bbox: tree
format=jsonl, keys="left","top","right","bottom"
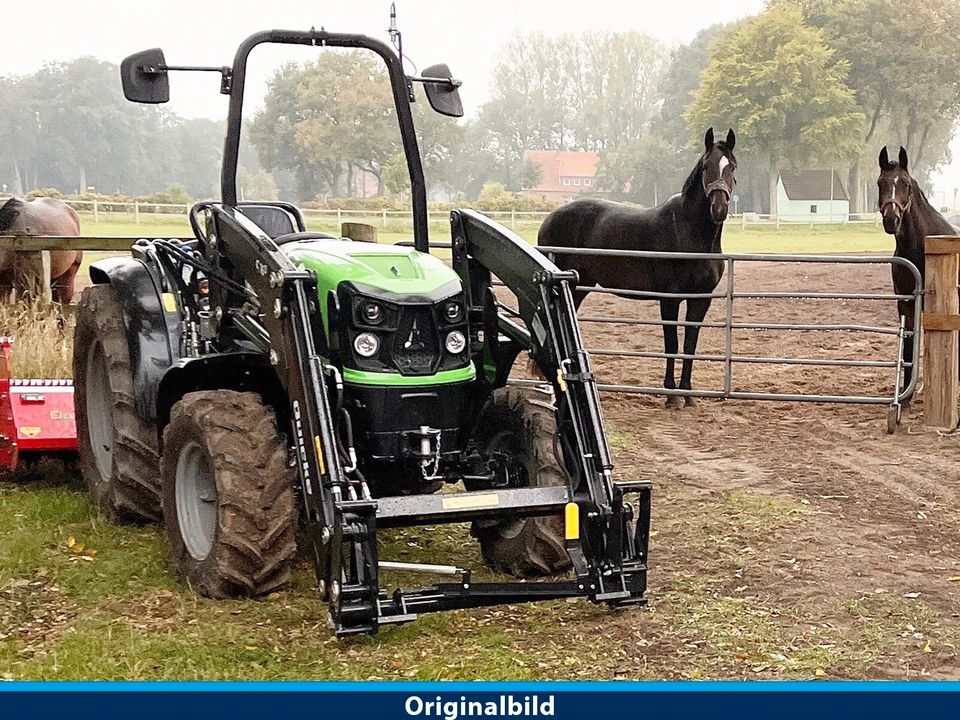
{"left": 477, "top": 31, "right": 666, "bottom": 192}
{"left": 645, "top": 24, "right": 736, "bottom": 204}
{"left": 520, "top": 158, "right": 542, "bottom": 189}
{"left": 786, "top": 0, "right": 960, "bottom": 210}
{"left": 249, "top": 63, "right": 329, "bottom": 201}
{"left": 236, "top": 167, "right": 278, "bottom": 202}
{"left": 686, "top": 4, "right": 864, "bottom": 215}
{"left": 381, "top": 153, "right": 409, "bottom": 196}
{"left": 294, "top": 52, "right": 398, "bottom": 194}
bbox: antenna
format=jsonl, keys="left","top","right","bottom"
{"left": 388, "top": 2, "right": 403, "bottom": 61}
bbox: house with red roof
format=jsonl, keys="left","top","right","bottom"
{"left": 521, "top": 150, "right": 599, "bottom": 201}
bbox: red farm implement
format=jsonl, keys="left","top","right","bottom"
{"left": 0, "top": 337, "right": 77, "bottom": 477}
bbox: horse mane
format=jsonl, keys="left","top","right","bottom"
{"left": 0, "top": 198, "right": 23, "bottom": 232}
{"left": 681, "top": 159, "right": 703, "bottom": 200}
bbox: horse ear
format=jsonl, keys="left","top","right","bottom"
{"left": 704, "top": 127, "right": 714, "bottom": 151}
{"left": 879, "top": 146, "right": 889, "bottom": 169}
{"left": 725, "top": 128, "right": 736, "bottom": 151}
{"left": 899, "top": 146, "right": 909, "bottom": 172}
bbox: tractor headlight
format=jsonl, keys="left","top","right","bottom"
{"left": 443, "top": 300, "right": 462, "bottom": 323}
{"left": 361, "top": 301, "right": 384, "bottom": 325}
{"left": 354, "top": 332, "right": 380, "bottom": 357}
{"left": 444, "top": 330, "right": 466, "bottom": 354}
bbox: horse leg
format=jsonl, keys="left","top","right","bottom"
{"left": 51, "top": 251, "right": 82, "bottom": 305}
{"left": 898, "top": 299, "right": 916, "bottom": 405}
{"left": 679, "top": 298, "right": 711, "bottom": 407}
{"left": 660, "top": 299, "right": 681, "bottom": 408}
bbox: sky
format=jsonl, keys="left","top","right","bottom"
{"left": 3, "top": 0, "right": 960, "bottom": 203}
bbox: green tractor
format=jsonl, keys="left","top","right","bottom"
{"left": 72, "top": 24, "right": 650, "bottom": 635}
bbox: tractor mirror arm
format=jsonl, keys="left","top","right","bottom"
{"left": 140, "top": 63, "right": 234, "bottom": 94}
{"left": 409, "top": 75, "right": 462, "bottom": 89}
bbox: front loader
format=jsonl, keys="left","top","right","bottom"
{"left": 72, "top": 24, "right": 650, "bottom": 635}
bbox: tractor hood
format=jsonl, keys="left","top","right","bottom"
{"left": 282, "top": 239, "right": 461, "bottom": 300}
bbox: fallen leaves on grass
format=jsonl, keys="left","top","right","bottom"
{"left": 64, "top": 536, "right": 96, "bottom": 563}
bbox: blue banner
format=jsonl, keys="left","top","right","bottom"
{"left": 1, "top": 681, "right": 959, "bottom": 719}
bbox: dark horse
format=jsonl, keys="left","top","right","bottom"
{"left": 877, "top": 146, "right": 955, "bottom": 396}
{"left": 538, "top": 127, "right": 737, "bottom": 406}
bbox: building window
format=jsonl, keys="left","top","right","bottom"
{"left": 810, "top": 204, "right": 818, "bottom": 213}
{"left": 584, "top": 178, "right": 592, "bottom": 186}
{"left": 562, "top": 178, "right": 571, "bottom": 186}
{"left": 573, "top": 178, "right": 581, "bottom": 186}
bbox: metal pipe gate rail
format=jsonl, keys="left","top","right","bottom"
{"left": 525, "top": 247, "right": 922, "bottom": 431}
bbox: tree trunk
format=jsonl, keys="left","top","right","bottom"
{"left": 79, "top": 165, "right": 87, "bottom": 194}
{"left": 13, "top": 159, "right": 23, "bottom": 195}
{"left": 768, "top": 155, "right": 779, "bottom": 218}
{"left": 848, "top": 162, "right": 860, "bottom": 216}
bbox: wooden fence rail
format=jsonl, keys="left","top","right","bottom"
{"left": 0, "top": 235, "right": 187, "bottom": 252}
{"left": 0, "top": 235, "right": 187, "bottom": 302}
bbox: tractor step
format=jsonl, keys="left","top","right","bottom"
{"left": 340, "top": 485, "right": 572, "bottom": 528}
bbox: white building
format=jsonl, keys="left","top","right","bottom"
{"left": 777, "top": 169, "right": 849, "bottom": 222}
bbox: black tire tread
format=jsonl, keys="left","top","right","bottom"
{"left": 73, "top": 284, "right": 161, "bottom": 522}
{"left": 471, "top": 386, "right": 571, "bottom": 577}
{"left": 160, "top": 390, "right": 296, "bottom": 598}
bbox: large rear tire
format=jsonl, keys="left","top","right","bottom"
{"left": 160, "top": 391, "right": 296, "bottom": 598}
{"left": 470, "top": 387, "right": 571, "bottom": 577}
{"left": 73, "top": 284, "right": 161, "bottom": 522}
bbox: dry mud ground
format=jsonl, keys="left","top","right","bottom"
{"left": 572, "top": 258, "right": 960, "bottom": 678}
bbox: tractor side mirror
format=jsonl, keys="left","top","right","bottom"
{"left": 121, "top": 48, "right": 170, "bottom": 104}
{"left": 421, "top": 64, "right": 463, "bottom": 118}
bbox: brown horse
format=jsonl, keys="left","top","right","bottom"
{"left": 0, "top": 197, "right": 82, "bottom": 303}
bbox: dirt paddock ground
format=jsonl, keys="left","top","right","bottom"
{"left": 2, "top": 257, "right": 959, "bottom": 679}
{"left": 574, "top": 258, "right": 960, "bottom": 678}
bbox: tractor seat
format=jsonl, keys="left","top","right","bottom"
{"left": 273, "top": 231, "right": 341, "bottom": 246}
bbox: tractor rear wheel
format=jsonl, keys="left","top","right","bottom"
{"left": 470, "top": 387, "right": 571, "bottom": 577}
{"left": 160, "top": 391, "right": 296, "bottom": 598}
{"left": 73, "top": 284, "right": 161, "bottom": 522}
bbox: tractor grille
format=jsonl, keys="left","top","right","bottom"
{"left": 391, "top": 306, "right": 440, "bottom": 375}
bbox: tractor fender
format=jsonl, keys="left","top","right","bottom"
{"left": 88, "top": 257, "right": 181, "bottom": 422}
{"left": 155, "top": 353, "right": 288, "bottom": 451}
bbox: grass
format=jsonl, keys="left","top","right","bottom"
{"left": 0, "top": 302, "right": 74, "bottom": 378}
{"left": 0, "top": 464, "right": 954, "bottom": 679}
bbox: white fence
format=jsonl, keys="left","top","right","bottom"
{"left": 4, "top": 196, "right": 896, "bottom": 230}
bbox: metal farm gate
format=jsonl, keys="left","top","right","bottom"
{"left": 527, "top": 247, "right": 923, "bottom": 432}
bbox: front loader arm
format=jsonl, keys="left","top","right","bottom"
{"left": 451, "top": 209, "right": 649, "bottom": 602}
{"left": 451, "top": 210, "right": 613, "bottom": 507}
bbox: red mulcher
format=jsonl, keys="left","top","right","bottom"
{"left": 0, "top": 337, "right": 77, "bottom": 477}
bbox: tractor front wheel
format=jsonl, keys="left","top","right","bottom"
{"left": 470, "top": 387, "right": 571, "bottom": 577}
{"left": 160, "top": 391, "right": 296, "bottom": 598}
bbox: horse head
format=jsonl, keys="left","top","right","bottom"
{"left": 877, "top": 146, "right": 913, "bottom": 235}
{"left": 701, "top": 128, "right": 737, "bottom": 224}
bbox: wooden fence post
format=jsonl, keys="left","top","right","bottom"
{"left": 341, "top": 222, "right": 377, "bottom": 243}
{"left": 922, "top": 235, "right": 960, "bottom": 429}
